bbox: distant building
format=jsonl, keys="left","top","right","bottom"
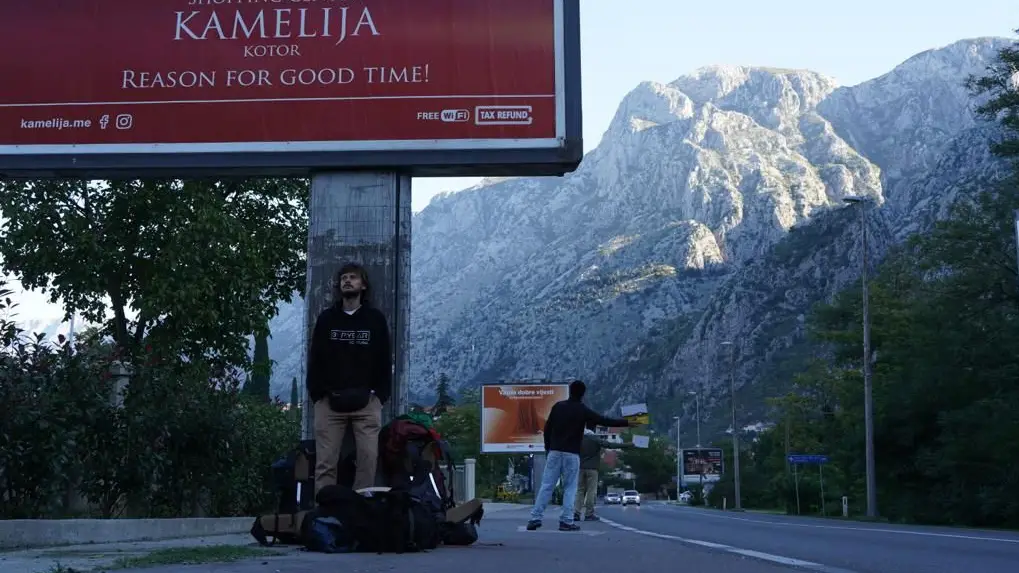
{"left": 592, "top": 425, "right": 625, "bottom": 445}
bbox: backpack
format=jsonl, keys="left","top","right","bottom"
{"left": 380, "top": 418, "right": 457, "bottom": 510}
{"left": 301, "top": 507, "right": 355, "bottom": 554}
{"left": 270, "top": 440, "right": 316, "bottom": 514}
{"left": 316, "top": 484, "right": 440, "bottom": 554}
{"left": 250, "top": 511, "right": 309, "bottom": 547}
{"left": 251, "top": 440, "right": 317, "bottom": 546}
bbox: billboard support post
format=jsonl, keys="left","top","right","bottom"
{"left": 301, "top": 172, "right": 412, "bottom": 441}
{"left": 793, "top": 463, "right": 801, "bottom": 515}
{"left": 533, "top": 453, "right": 547, "bottom": 498}
{"left": 819, "top": 463, "right": 826, "bottom": 517}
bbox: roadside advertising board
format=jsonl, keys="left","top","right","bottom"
{"left": 481, "top": 383, "right": 569, "bottom": 453}
{"left": 682, "top": 447, "right": 724, "bottom": 484}
{"left": 0, "top": 0, "right": 582, "bottom": 178}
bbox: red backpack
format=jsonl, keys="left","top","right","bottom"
{"left": 380, "top": 417, "right": 457, "bottom": 509}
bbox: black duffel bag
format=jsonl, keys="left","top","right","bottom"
{"left": 328, "top": 388, "right": 372, "bottom": 413}
{"left": 316, "top": 485, "right": 439, "bottom": 554}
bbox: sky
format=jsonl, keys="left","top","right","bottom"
{"left": 409, "top": 0, "right": 1019, "bottom": 213}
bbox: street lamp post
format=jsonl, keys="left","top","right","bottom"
{"left": 688, "top": 390, "right": 701, "bottom": 447}
{"left": 674, "top": 415, "right": 682, "bottom": 494}
{"left": 844, "top": 196, "right": 877, "bottom": 518}
{"left": 721, "top": 341, "right": 741, "bottom": 510}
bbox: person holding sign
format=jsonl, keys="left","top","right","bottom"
{"left": 526, "top": 380, "right": 635, "bottom": 532}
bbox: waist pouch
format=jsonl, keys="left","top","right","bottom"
{"left": 328, "top": 388, "right": 372, "bottom": 413}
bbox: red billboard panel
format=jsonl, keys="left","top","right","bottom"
{"left": 0, "top": 0, "right": 582, "bottom": 178}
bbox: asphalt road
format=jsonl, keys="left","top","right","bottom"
{"left": 597, "top": 502, "right": 1019, "bottom": 573}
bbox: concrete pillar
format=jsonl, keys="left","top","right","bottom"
{"left": 464, "top": 458, "right": 477, "bottom": 501}
{"left": 532, "top": 453, "right": 546, "bottom": 496}
{"left": 301, "top": 172, "right": 412, "bottom": 441}
{"left": 68, "top": 361, "right": 131, "bottom": 514}
{"left": 109, "top": 361, "right": 131, "bottom": 408}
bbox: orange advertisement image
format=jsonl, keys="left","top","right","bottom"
{"left": 481, "top": 384, "right": 568, "bottom": 453}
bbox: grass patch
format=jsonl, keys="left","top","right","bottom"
{"left": 105, "top": 545, "right": 281, "bottom": 570}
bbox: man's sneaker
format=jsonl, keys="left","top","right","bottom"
{"left": 559, "top": 522, "right": 581, "bottom": 531}
{"left": 526, "top": 520, "right": 542, "bottom": 531}
{"left": 574, "top": 512, "right": 581, "bottom": 522}
{"left": 584, "top": 514, "right": 600, "bottom": 521}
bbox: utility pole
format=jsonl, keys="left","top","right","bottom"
{"left": 844, "top": 196, "right": 877, "bottom": 518}
{"left": 674, "top": 415, "right": 682, "bottom": 493}
{"left": 1013, "top": 210, "right": 1019, "bottom": 287}
{"left": 722, "top": 341, "right": 741, "bottom": 510}
{"left": 689, "top": 390, "right": 702, "bottom": 447}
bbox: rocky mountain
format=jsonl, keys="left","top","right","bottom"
{"left": 404, "top": 36, "right": 1018, "bottom": 427}
{"left": 260, "top": 37, "right": 1011, "bottom": 417}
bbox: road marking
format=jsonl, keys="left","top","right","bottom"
{"left": 663, "top": 506, "right": 1019, "bottom": 544}
{"left": 515, "top": 526, "right": 605, "bottom": 536}
{"left": 599, "top": 517, "right": 857, "bottom": 573}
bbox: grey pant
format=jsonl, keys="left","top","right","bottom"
{"left": 574, "top": 469, "right": 599, "bottom": 516}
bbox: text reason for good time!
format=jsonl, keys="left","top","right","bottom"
{"left": 121, "top": 65, "right": 430, "bottom": 89}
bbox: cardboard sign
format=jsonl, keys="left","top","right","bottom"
{"left": 621, "top": 403, "right": 649, "bottom": 426}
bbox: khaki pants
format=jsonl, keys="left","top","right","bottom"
{"left": 574, "top": 469, "right": 599, "bottom": 517}
{"left": 313, "top": 395, "right": 382, "bottom": 496}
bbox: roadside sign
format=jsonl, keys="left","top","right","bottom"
{"left": 787, "top": 454, "right": 829, "bottom": 464}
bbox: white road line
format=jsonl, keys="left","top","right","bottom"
{"left": 598, "top": 517, "right": 857, "bottom": 573}
{"left": 665, "top": 507, "right": 1019, "bottom": 544}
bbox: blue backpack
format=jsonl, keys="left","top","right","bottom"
{"left": 304, "top": 514, "right": 354, "bottom": 553}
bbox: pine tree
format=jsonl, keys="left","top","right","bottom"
{"left": 289, "top": 376, "right": 300, "bottom": 420}
{"left": 243, "top": 330, "right": 272, "bottom": 402}
{"left": 968, "top": 31, "right": 1019, "bottom": 158}
{"left": 433, "top": 373, "right": 455, "bottom": 417}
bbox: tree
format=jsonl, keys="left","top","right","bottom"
{"left": 732, "top": 33, "right": 1019, "bottom": 525}
{"left": 968, "top": 29, "right": 1019, "bottom": 158}
{"left": 242, "top": 330, "right": 271, "bottom": 402}
{"left": 617, "top": 433, "right": 676, "bottom": 493}
{"left": 289, "top": 377, "right": 299, "bottom": 410}
{"left": 434, "top": 391, "right": 480, "bottom": 461}
{"left": 433, "top": 373, "right": 454, "bottom": 417}
{"left": 0, "top": 178, "right": 308, "bottom": 367}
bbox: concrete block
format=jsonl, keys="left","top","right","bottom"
{"left": 0, "top": 517, "right": 253, "bottom": 549}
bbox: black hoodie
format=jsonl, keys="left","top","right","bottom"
{"left": 306, "top": 304, "right": 392, "bottom": 405}
{"left": 542, "top": 398, "right": 629, "bottom": 455}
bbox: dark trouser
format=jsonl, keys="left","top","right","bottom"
{"left": 574, "top": 469, "right": 599, "bottom": 517}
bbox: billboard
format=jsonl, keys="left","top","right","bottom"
{"left": 682, "top": 448, "right": 724, "bottom": 484}
{"left": 480, "top": 383, "right": 568, "bottom": 453}
{"left": 0, "top": 0, "right": 582, "bottom": 178}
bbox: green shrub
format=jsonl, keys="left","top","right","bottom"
{"left": 0, "top": 281, "right": 297, "bottom": 519}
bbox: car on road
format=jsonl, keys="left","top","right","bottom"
{"left": 605, "top": 492, "right": 621, "bottom": 505}
{"left": 678, "top": 491, "right": 692, "bottom": 503}
{"left": 622, "top": 490, "right": 641, "bottom": 506}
